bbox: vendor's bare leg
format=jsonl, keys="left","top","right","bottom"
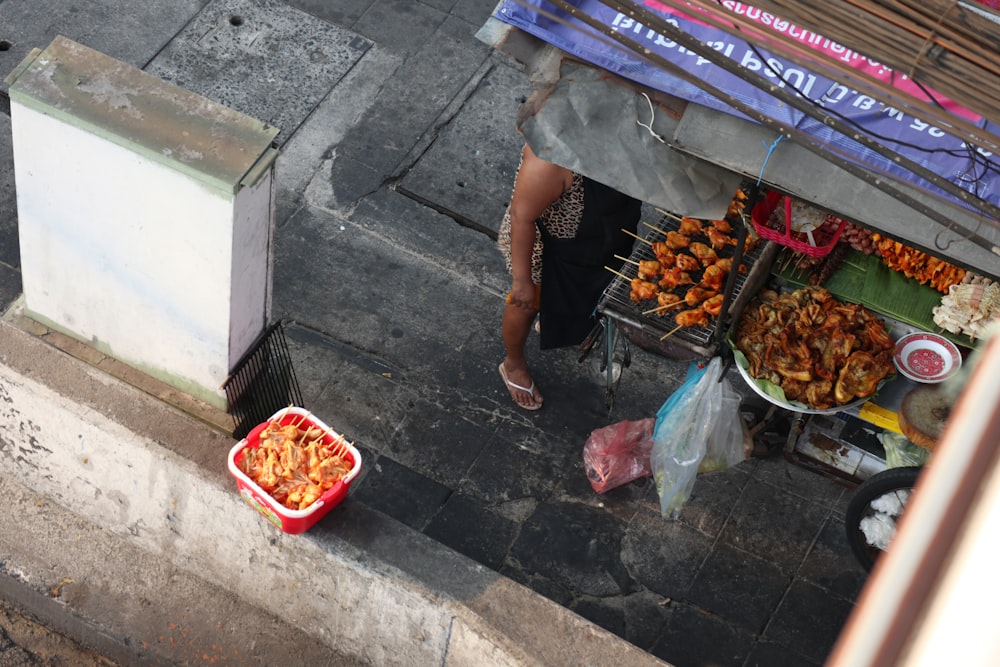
{"left": 501, "top": 302, "right": 544, "bottom": 407}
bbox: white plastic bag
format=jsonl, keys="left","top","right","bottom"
{"left": 651, "top": 357, "right": 748, "bottom": 518}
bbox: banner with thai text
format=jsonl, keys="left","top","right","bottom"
{"left": 494, "top": 0, "right": 1000, "bottom": 213}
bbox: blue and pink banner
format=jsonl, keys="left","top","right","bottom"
{"left": 494, "top": 0, "right": 1000, "bottom": 214}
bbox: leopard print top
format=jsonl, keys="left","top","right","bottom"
{"left": 497, "top": 171, "right": 585, "bottom": 285}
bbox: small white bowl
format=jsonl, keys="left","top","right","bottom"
{"left": 893, "top": 332, "right": 962, "bottom": 384}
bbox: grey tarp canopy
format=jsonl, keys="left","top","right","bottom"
{"left": 477, "top": 19, "right": 1000, "bottom": 281}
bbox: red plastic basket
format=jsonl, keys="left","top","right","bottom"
{"left": 751, "top": 190, "right": 846, "bottom": 257}
{"left": 227, "top": 407, "right": 362, "bottom": 534}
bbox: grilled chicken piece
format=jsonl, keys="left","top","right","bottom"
{"left": 657, "top": 292, "right": 682, "bottom": 308}
{"left": 700, "top": 264, "right": 727, "bottom": 291}
{"left": 637, "top": 259, "right": 661, "bottom": 280}
{"left": 664, "top": 231, "right": 691, "bottom": 250}
{"left": 630, "top": 278, "right": 659, "bottom": 302}
{"left": 702, "top": 293, "right": 725, "bottom": 317}
{"left": 688, "top": 242, "right": 719, "bottom": 266}
{"left": 658, "top": 267, "right": 694, "bottom": 290}
{"left": 705, "top": 226, "right": 737, "bottom": 249}
{"left": 675, "top": 308, "right": 710, "bottom": 328}
{"left": 675, "top": 253, "right": 701, "bottom": 272}
{"left": 651, "top": 242, "right": 676, "bottom": 266}
{"left": 684, "top": 287, "right": 717, "bottom": 306}
{"left": 678, "top": 216, "right": 703, "bottom": 236}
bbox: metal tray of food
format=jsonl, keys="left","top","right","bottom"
{"left": 599, "top": 207, "right": 775, "bottom": 357}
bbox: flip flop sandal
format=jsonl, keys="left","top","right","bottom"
{"left": 498, "top": 362, "right": 542, "bottom": 411}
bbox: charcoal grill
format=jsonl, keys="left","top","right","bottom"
{"left": 593, "top": 205, "right": 778, "bottom": 407}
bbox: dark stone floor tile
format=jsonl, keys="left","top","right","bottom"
{"left": 621, "top": 512, "right": 714, "bottom": 599}
{"left": 350, "top": 454, "right": 451, "bottom": 530}
{"left": 452, "top": 0, "right": 496, "bottom": 25}
{"left": 686, "top": 544, "right": 790, "bottom": 634}
{"left": 744, "top": 639, "right": 822, "bottom": 667}
{"left": 0, "top": 262, "right": 21, "bottom": 314}
{"left": 352, "top": 0, "right": 445, "bottom": 57}
{"left": 381, "top": 397, "right": 493, "bottom": 489}
{"left": 718, "top": 481, "right": 830, "bottom": 571}
{"left": 509, "top": 501, "right": 634, "bottom": 597}
{"left": 423, "top": 493, "right": 516, "bottom": 570}
{"left": 461, "top": 434, "right": 564, "bottom": 504}
{"left": 676, "top": 463, "right": 753, "bottom": 538}
{"left": 577, "top": 475, "right": 659, "bottom": 524}
{"left": 798, "top": 516, "right": 868, "bottom": 601}
{"left": 624, "top": 588, "right": 674, "bottom": 652}
{"left": 752, "top": 454, "right": 848, "bottom": 509}
{"left": 497, "top": 564, "right": 573, "bottom": 607}
{"left": 398, "top": 60, "right": 527, "bottom": 235}
{"left": 485, "top": 402, "right": 588, "bottom": 469}
{"left": 765, "top": 578, "right": 855, "bottom": 664}
{"left": 830, "top": 477, "right": 859, "bottom": 519}
{"left": 285, "top": 0, "right": 375, "bottom": 27}
{"left": 569, "top": 595, "right": 626, "bottom": 639}
{"left": 652, "top": 602, "right": 755, "bottom": 667}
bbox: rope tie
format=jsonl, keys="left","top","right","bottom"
{"left": 935, "top": 217, "right": 982, "bottom": 251}
{"left": 756, "top": 135, "right": 786, "bottom": 186}
{"left": 636, "top": 92, "right": 667, "bottom": 144}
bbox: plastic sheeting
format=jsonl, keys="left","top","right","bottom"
{"left": 494, "top": 0, "right": 1000, "bottom": 217}
{"left": 518, "top": 61, "right": 743, "bottom": 219}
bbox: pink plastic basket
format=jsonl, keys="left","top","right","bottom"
{"left": 752, "top": 190, "right": 846, "bottom": 257}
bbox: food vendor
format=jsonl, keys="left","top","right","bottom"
{"left": 497, "top": 143, "right": 641, "bottom": 410}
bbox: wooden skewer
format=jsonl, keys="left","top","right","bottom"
{"left": 659, "top": 323, "right": 684, "bottom": 341}
{"left": 780, "top": 249, "right": 796, "bottom": 274}
{"left": 272, "top": 404, "right": 295, "bottom": 427}
{"left": 621, "top": 228, "right": 652, "bottom": 245}
{"left": 655, "top": 208, "right": 683, "bottom": 222}
{"left": 292, "top": 410, "right": 313, "bottom": 428}
{"left": 605, "top": 266, "right": 633, "bottom": 281}
{"left": 643, "top": 220, "right": 670, "bottom": 236}
{"left": 642, "top": 300, "right": 685, "bottom": 315}
{"left": 324, "top": 429, "right": 349, "bottom": 458}
{"left": 614, "top": 254, "right": 639, "bottom": 266}
{"left": 337, "top": 435, "right": 352, "bottom": 458}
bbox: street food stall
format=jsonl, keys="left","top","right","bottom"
{"left": 478, "top": 1, "right": 1000, "bottom": 486}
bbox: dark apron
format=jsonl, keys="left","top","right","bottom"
{"left": 538, "top": 177, "right": 641, "bottom": 349}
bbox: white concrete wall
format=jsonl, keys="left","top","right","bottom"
{"left": 11, "top": 102, "right": 269, "bottom": 408}
{"left": 0, "top": 319, "right": 670, "bottom": 667}
{"left": 229, "top": 169, "right": 272, "bottom": 369}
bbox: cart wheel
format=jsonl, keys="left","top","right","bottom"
{"left": 596, "top": 317, "right": 629, "bottom": 412}
{"left": 844, "top": 466, "right": 922, "bottom": 571}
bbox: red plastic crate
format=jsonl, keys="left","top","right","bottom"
{"left": 751, "top": 190, "right": 846, "bottom": 257}
{"left": 227, "top": 407, "right": 362, "bottom": 534}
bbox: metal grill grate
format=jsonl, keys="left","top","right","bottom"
{"left": 223, "top": 321, "right": 304, "bottom": 439}
{"left": 598, "top": 210, "right": 766, "bottom": 351}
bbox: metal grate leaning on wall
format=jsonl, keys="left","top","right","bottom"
{"left": 223, "top": 321, "right": 305, "bottom": 439}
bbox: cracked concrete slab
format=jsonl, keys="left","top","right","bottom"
{"left": 275, "top": 43, "right": 401, "bottom": 223}
{"left": 309, "top": 14, "right": 496, "bottom": 211}
{"left": 0, "top": 0, "right": 211, "bottom": 96}
{"left": 146, "top": 0, "right": 372, "bottom": 143}
{"left": 398, "top": 60, "right": 530, "bottom": 234}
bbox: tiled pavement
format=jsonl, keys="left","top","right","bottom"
{"left": 0, "top": 1, "right": 871, "bottom": 664}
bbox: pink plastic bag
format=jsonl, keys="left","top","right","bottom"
{"left": 583, "top": 418, "right": 655, "bottom": 493}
